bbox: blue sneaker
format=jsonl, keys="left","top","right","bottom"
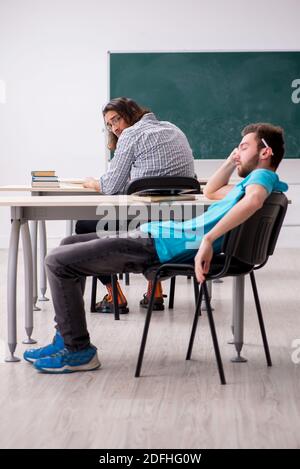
{"left": 23, "top": 331, "right": 64, "bottom": 363}
{"left": 33, "top": 345, "right": 101, "bottom": 374}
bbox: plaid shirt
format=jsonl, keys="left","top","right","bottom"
{"left": 100, "top": 113, "right": 195, "bottom": 194}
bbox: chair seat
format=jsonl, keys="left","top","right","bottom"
{"left": 143, "top": 254, "right": 253, "bottom": 282}
{"left": 143, "top": 263, "right": 195, "bottom": 281}
{"left": 207, "top": 254, "right": 254, "bottom": 278}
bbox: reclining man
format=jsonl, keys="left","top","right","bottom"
{"left": 24, "top": 123, "right": 288, "bottom": 373}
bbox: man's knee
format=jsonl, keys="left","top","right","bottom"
{"left": 45, "top": 249, "right": 61, "bottom": 272}
{"left": 60, "top": 234, "right": 78, "bottom": 246}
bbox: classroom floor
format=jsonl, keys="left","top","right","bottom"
{"left": 0, "top": 247, "right": 299, "bottom": 449}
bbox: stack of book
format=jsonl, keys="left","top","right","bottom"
{"left": 31, "top": 170, "right": 60, "bottom": 188}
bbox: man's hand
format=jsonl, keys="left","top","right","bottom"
{"left": 227, "top": 147, "right": 238, "bottom": 166}
{"left": 203, "top": 147, "right": 238, "bottom": 200}
{"left": 194, "top": 237, "right": 214, "bottom": 283}
{"left": 83, "top": 177, "right": 101, "bottom": 192}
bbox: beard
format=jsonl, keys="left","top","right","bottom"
{"left": 237, "top": 152, "right": 260, "bottom": 178}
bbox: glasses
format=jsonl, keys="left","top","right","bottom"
{"left": 261, "top": 138, "right": 274, "bottom": 155}
{"left": 105, "top": 115, "right": 122, "bottom": 131}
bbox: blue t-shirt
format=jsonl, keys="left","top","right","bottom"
{"left": 140, "top": 169, "right": 288, "bottom": 263}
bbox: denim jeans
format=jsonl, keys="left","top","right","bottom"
{"left": 45, "top": 230, "right": 159, "bottom": 350}
{"left": 75, "top": 219, "right": 118, "bottom": 285}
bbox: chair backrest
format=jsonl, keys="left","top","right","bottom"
{"left": 125, "top": 176, "right": 201, "bottom": 195}
{"left": 222, "top": 192, "right": 288, "bottom": 266}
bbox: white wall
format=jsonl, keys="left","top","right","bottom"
{"left": 0, "top": 0, "right": 299, "bottom": 248}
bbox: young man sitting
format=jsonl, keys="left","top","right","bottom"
{"left": 78, "top": 97, "right": 196, "bottom": 314}
{"left": 24, "top": 123, "right": 288, "bottom": 373}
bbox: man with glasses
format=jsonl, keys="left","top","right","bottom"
{"left": 77, "top": 97, "right": 195, "bottom": 315}
{"left": 24, "top": 122, "right": 288, "bottom": 373}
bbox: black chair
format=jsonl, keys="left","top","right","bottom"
{"left": 125, "top": 175, "right": 201, "bottom": 195}
{"left": 126, "top": 176, "right": 202, "bottom": 309}
{"left": 135, "top": 192, "right": 288, "bottom": 384}
{"left": 90, "top": 176, "right": 201, "bottom": 319}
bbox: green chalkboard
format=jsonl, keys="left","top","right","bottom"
{"left": 110, "top": 52, "right": 300, "bottom": 158}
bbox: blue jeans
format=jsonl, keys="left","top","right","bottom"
{"left": 45, "top": 231, "right": 159, "bottom": 350}
{"left": 75, "top": 219, "right": 115, "bottom": 285}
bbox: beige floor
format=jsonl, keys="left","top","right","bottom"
{"left": 0, "top": 247, "right": 299, "bottom": 449}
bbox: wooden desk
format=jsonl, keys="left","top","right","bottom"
{"left": 0, "top": 183, "right": 98, "bottom": 195}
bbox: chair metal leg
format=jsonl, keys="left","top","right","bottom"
{"left": 231, "top": 276, "right": 247, "bottom": 363}
{"left": 193, "top": 275, "right": 200, "bottom": 315}
{"left": 119, "top": 273, "right": 123, "bottom": 280}
{"left": 168, "top": 276, "right": 176, "bottom": 309}
{"left": 250, "top": 271, "right": 272, "bottom": 366}
{"left": 135, "top": 275, "right": 158, "bottom": 377}
{"left": 125, "top": 273, "right": 130, "bottom": 285}
{"left": 186, "top": 285, "right": 203, "bottom": 360}
{"left": 201, "top": 280, "right": 214, "bottom": 312}
{"left": 111, "top": 274, "right": 120, "bottom": 320}
{"left": 203, "top": 281, "right": 226, "bottom": 385}
{"left": 90, "top": 277, "right": 97, "bottom": 312}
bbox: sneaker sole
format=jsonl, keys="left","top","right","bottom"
{"left": 93, "top": 307, "right": 129, "bottom": 314}
{"left": 35, "top": 355, "right": 102, "bottom": 374}
{"left": 140, "top": 303, "right": 164, "bottom": 311}
{"left": 24, "top": 356, "right": 36, "bottom": 364}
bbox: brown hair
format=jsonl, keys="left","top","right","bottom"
{"left": 242, "top": 123, "right": 285, "bottom": 169}
{"left": 103, "top": 97, "right": 150, "bottom": 150}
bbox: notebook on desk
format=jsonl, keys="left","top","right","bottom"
{"left": 131, "top": 188, "right": 197, "bottom": 202}
{"left": 133, "top": 188, "right": 198, "bottom": 196}
{"left": 59, "top": 178, "right": 85, "bottom": 184}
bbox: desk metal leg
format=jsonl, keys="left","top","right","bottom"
{"left": 30, "top": 221, "right": 41, "bottom": 311}
{"left": 6, "top": 220, "right": 21, "bottom": 362}
{"left": 66, "top": 220, "right": 74, "bottom": 236}
{"left": 231, "top": 276, "right": 247, "bottom": 363}
{"left": 21, "top": 221, "right": 37, "bottom": 345}
{"left": 38, "top": 220, "right": 49, "bottom": 301}
{"left": 228, "top": 281, "right": 235, "bottom": 344}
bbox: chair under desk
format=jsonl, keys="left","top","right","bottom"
{"left": 0, "top": 194, "right": 247, "bottom": 365}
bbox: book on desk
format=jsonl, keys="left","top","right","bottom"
{"left": 31, "top": 171, "right": 60, "bottom": 187}
{"left": 31, "top": 170, "right": 87, "bottom": 187}
{"left": 31, "top": 170, "right": 56, "bottom": 177}
{"left": 31, "top": 181, "right": 60, "bottom": 188}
